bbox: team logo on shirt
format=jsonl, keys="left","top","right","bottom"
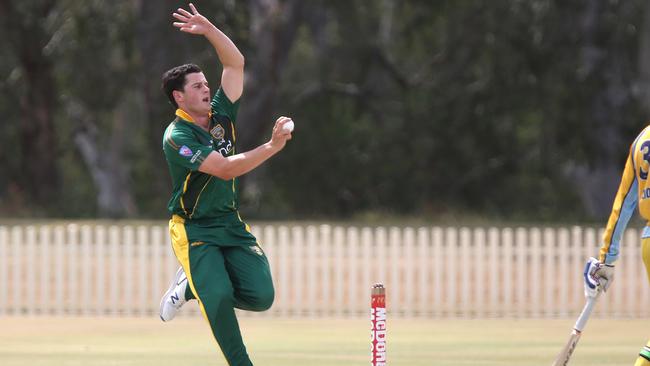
{"left": 179, "top": 145, "right": 193, "bottom": 157}
{"left": 210, "top": 125, "right": 225, "bottom": 141}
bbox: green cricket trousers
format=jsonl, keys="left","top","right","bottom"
{"left": 169, "top": 213, "right": 274, "bottom": 366}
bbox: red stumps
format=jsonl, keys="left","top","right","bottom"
{"left": 371, "top": 283, "right": 386, "bottom": 366}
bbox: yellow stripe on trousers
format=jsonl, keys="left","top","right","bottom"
{"left": 169, "top": 215, "right": 209, "bottom": 322}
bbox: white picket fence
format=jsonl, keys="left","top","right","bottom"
{"left": 0, "top": 224, "right": 648, "bottom": 318}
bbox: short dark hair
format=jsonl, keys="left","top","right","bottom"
{"left": 162, "top": 63, "right": 203, "bottom": 108}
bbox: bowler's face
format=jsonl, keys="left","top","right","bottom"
{"left": 180, "top": 72, "right": 211, "bottom": 115}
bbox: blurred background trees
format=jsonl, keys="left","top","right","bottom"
{"left": 0, "top": 0, "right": 648, "bottom": 222}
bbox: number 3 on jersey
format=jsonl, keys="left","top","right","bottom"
{"left": 640, "top": 140, "right": 650, "bottom": 180}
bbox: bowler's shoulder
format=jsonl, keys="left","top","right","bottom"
{"left": 211, "top": 87, "right": 240, "bottom": 121}
{"left": 164, "top": 120, "right": 197, "bottom": 149}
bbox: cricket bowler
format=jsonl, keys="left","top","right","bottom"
{"left": 157, "top": 4, "right": 293, "bottom": 365}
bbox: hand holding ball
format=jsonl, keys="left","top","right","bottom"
{"left": 282, "top": 119, "right": 294, "bottom": 133}
{"left": 271, "top": 117, "right": 293, "bottom": 149}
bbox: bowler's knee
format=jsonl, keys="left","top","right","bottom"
{"left": 251, "top": 287, "right": 274, "bottom": 311}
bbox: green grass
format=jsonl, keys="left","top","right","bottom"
{"left": 0, "top": 317, "right": 646, "bottom": 365}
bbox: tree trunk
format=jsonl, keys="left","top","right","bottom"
{"left": 567, "top": 0, "right": 631, "bottom": 218}
{"left": 66, "top": 98, "right": 137, "bottom": 218}
{"left": 135, "top": 0, "right": 192, "bottom": 206}
{"left": 236, "top": 0, "right": 304, "bottom": 208}
{"left": 0, "top": 1, "right": 60, "bottom": 208}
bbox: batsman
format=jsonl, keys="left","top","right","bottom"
{"left": 157, "top": 3, "right": 293, "bottom": 365}
{"left": 584, "top": 124, "right": 650, "bottom": 366}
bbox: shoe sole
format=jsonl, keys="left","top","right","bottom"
{"left": 159, "top": 267, "right": 186, "bottom": 322}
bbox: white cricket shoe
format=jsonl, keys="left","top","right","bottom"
{"left": 159, "top": 267, "right": 188, "bottom": 322}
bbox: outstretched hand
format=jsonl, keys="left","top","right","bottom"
{"left": 172, "top": 3, "right": 213, "bottom": 35}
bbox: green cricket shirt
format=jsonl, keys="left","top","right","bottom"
{"left": 163, "top": 87, "right": 240, "bottom": 220}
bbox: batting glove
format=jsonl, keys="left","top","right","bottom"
{"left": 583, "top": 257, "right": 614, "bottom": 298}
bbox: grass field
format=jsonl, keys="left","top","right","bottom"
{"left": 0, "top": 316, "right": 647, "bottom": 365}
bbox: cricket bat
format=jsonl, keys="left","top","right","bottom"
{"left": 551, "top": 292, "right": 601, "bottom": 366}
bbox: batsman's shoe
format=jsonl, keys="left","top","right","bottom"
{"left": 159, "top": 267, "right": 188, "bottom": 322}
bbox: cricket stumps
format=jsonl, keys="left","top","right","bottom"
{"left": 371, "top": 283, "right": 386, "bottom": 366}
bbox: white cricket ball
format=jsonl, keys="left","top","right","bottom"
{"left": 282, "top": 119, "right": 294, "bottom": 133}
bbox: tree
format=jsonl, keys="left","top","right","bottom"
{"left": 0, "top": 0, "right": 60, "bottom": 212}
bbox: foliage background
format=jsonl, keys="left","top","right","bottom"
{"left": 1, "top": 0, "right": 650, "bottom": 222}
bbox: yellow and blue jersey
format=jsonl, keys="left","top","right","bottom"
{"left": 599, "top": 126, "right": 650, "bottom": 264}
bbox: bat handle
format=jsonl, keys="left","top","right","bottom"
{"left": 574, "top": 293, "right": 600, "bottom": 332}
